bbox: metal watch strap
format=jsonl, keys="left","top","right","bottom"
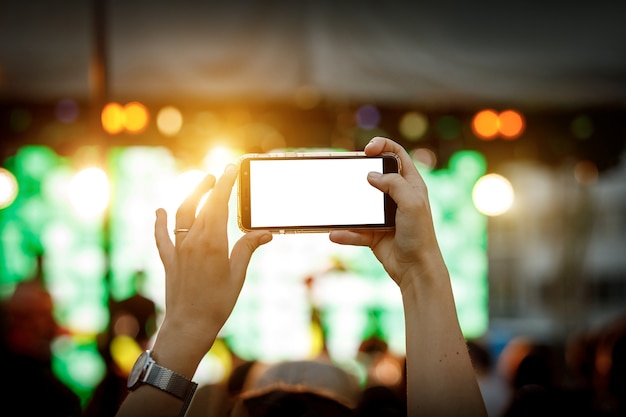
{"left": 145, "top": 363, "right": 198, "bottom": 417}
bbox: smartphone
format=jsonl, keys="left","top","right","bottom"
{"left": 238, "top": 152, "right": 400, "bottom": 233}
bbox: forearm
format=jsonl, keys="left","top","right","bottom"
{"left": 401, "top": 257, "right": 487, "bottom": 417}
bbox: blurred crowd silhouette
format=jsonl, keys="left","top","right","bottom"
{"left": 0, "top": 277, "right": 82, "bottom": 416}
{"left": 83, "top": 271, "right": 157, "bottom": 417}
{"left": 1, "top": 268, "right": 625, "bottom": 417}
{"left": 467, "top": 316, "right": 626, "bottom": 417}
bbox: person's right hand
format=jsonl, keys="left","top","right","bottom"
{"left": 333, "top": 137, "right": 488, "bottom": 417}
{"left": 152, "top": 165, "right": 272, "bottom": 372}
{"left": 329, "top": 137, "right": 446, "bottom": 293}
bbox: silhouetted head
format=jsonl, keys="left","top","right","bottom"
{"left": 232, "top": 360, "right": 361, "bottom": 417}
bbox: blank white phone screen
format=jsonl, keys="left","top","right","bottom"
{"left": 249, "top": 158, "right": 385, "bottom": 228}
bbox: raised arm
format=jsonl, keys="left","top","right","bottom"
{"left": 330, "top": 137, "right": 487, "bottom": 417}
{"left": 115, "top": 165, "right": 272, "bottom": 417}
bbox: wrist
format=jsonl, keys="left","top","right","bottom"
{"left": 399, "top": 250, "right": 452, "bottom": 302}
{"left": 151, "top": 318, "right": 219, "bottom": 378}
{"left": 126, "top": 349, "right": 198, "bottom": 417}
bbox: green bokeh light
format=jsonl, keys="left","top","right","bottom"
{"left": 1, "top": 146, "right": 108, "bottom": 405}
{"left": 1, "top": 144, "right": 489, "bottom": 405}
{"left": 436, "top": 115, "right": 462, "bottom": 140}
{"left": 571, "top": 114, "right": 594, "bottom": 140}
{"left": 423, "top": 150, "right": 488, "bottom": 337}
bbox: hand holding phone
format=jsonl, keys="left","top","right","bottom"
{"left": 238, "top": 152, "right": 400, "bottom": 233}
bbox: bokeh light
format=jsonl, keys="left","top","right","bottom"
{"left": 472, "top": 109, "right": 500, "bottom": 140}
{"left": 9, "top": 108, "right": 32, "bottom": 133}
{"left": 371, "top": 355, "right": 404, "bottom": 386}
{"left": 101, "top": 103, "right": 125, "bottom": 134}
{"left": 571, "top": 114, "right": 594, "bottom": 140}
{"left": 574, "top": 160, "right": 598, "bottom": 185}
{"left": 156, "top": 106, "right": 183, "bottom": 136}
{"left": 449, "top": 150, "right": 487, "bottom": 182}
{"left": 110, "top": 335, "right": 142, "bottom": 376}
{"left": 473, "top": 109, "right": 525, "bottom": 140}
{"left": 399, "top": 111, "right": 428, "bottom": 141}
{"left": 436, "top": 115, "right": 462, "bottom": 140}
{"left": 68, "top": 167, "right": 110, "bottom": 218}
{"left": 18, "top": 145, "right": 59, "bottom": 180}
{"left": 0, "top": 168, "right": 18, "bottom": 209}
{"left": 499, "top": 110, "right": 525, "bottom": 139}
{"left": 51, "top": 336, "right": 106, "bottom": 398}
{"left": 202, "top": 145, "right": 240, "bottom": 176}
{"left": 356, "top": 105, "right": 380, "bottom": 129}
{"left": 123, "top": 102, "right": 149, "bottom": 133}
{"left": 55, "top": 99, "right": 79, "bottom": 123}
{"left": 411, "top": 147, "right": 437, "bottom": 170}
{"left": 472, "top": 173, "right": 514, "bottom": 216}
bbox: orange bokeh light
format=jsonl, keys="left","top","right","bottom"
{"left": 101, "top": 103, "right": 125, "bottom": 134}
{"left": 499, "top": 110, "right": 525, "bottom": 139}
{"left": 472, "top": 109, "right": 500, "bottom": 140}
{"left": 472, "top": 109, "right": 525, "bottom": 140}
{"left": 123, "top": 102, "right": 149, "bottom": 133}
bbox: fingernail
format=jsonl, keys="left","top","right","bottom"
{"left": 364, "top": 138, "right": 377, "bottom": 149}
{"left": 224, "top": 164, "right": 237, "bottom": 174}
{"left": 368, "top": 171, "right": 382, "bottom": 180}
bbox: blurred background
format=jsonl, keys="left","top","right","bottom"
{"left": 1, "top": 0, "right": 625, "bottom": 412}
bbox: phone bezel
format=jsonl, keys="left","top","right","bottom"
{"left": 237, "top": 152, "right": 400, "bottom": 234}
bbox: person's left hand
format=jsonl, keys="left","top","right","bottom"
{"left": 153, "top": 164, "right": 272, "bottom": 367}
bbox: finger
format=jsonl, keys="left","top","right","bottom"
{"left": 196, "top": 164, "right": 238, "bottom": 232}
{"left": 229, "top": 231, "right": 273, "bottom": 281}
{"left": 175, "top": 174, "right": 216, "bottom": 243}
{"left": 364, "top": 136, "right": 424, "bottom": 185}
{"left": 329, "top": 230, "right": 373, "bottom": 247}
{"left": 155, "top": 208, "right": 175, "bottom": 269}
{"left": 367, "top": 171, "right": 426, "bottom": 211}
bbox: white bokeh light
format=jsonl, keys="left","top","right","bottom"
{"left": 0, "top": 168, "right": 18, "bottom": 209}
{"left": 69, "top": 167, "right": 110, "bottom": 218}
{"left": 472, "top": 173, "right": 514, "bottom": 216}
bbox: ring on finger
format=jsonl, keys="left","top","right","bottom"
{"left": 174, "top": 228, "right": 191, "bottom": 234}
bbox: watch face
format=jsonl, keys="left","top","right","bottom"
{"left": 127, "top": 351, "right": 150, "bottom": 389}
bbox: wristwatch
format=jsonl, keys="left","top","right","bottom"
{"left": 128, "top": 350, "right": 198, "bottom": 416}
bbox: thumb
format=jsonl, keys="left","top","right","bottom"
{"left": 229, "top": 231, "right": 273, "bottom": 279}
